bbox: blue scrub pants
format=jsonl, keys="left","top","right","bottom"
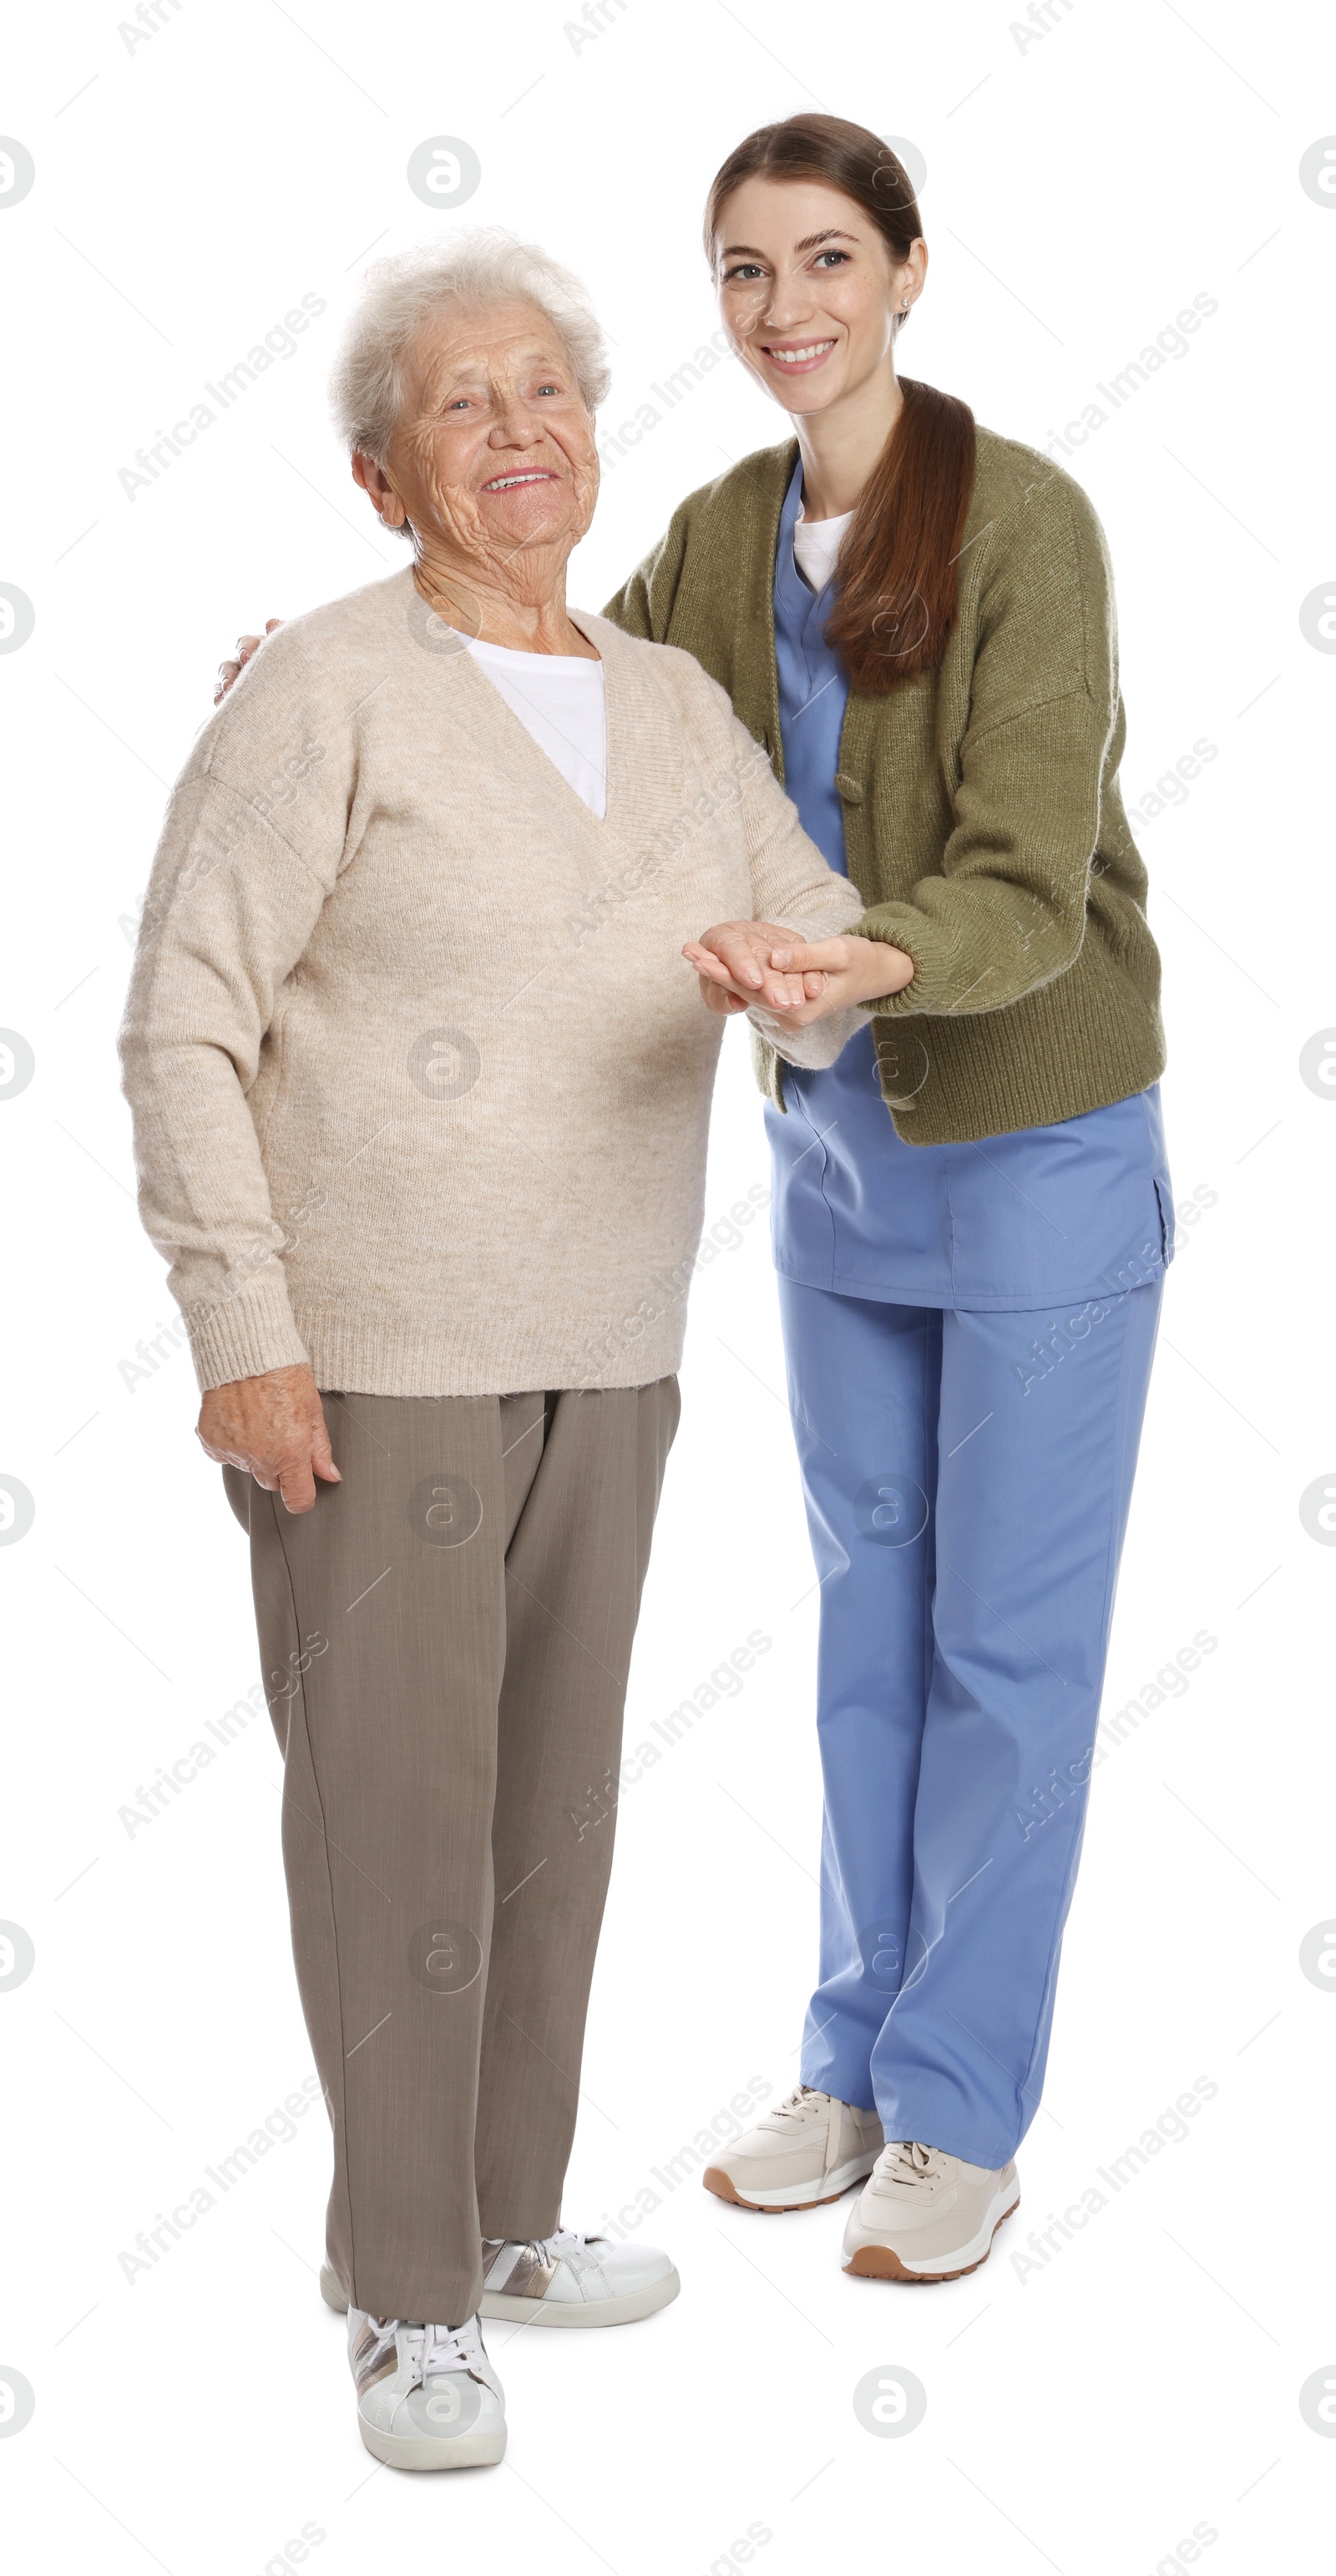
{"left": 780, "top": 1272, "right": 1163, "bottom": 2169}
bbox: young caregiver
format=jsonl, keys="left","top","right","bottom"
{"left": 604, "top": 113, "right": 1172, "bottom": 2281}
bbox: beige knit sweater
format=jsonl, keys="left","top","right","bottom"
{"left": 119, "top": 570, "right": 862, "bottom": 1397}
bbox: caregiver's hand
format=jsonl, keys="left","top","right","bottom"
{"left": 764, "top": 934, "right": 917, "bottom": 1024}
{"left": 683, "top": 920, "right": 828, "bottom": 1014}
{"left": 196, "top": 1363, "right": 341, "bottom": 1515}
{"left": 215, "top": 620, "right": 284, "bottom": 703}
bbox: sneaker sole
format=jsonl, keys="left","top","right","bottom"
{"left": 843, "top": 2191, "right": 1020, "bottom": 2283}
{"left": 480, "top": 2266, "right": 680, "bottom": 2327}
{"left": 703, "top": 2153, "right": 878, "bottom": 2213}
{"left": 357, "top": 2416, "right": 506, "bottom": 2472}
{"left": 324, "top": 2260, "right": 681, "bottom": 2328}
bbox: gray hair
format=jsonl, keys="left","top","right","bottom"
{"left": 330, "top": 231, "right": 611, "bottom": 465}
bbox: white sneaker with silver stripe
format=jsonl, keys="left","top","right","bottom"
{"left": 480, "top": 2229, "right": 679, "bottom": 2325}
{"left": 321, "top": 2227, "right": 679, "bottom": 2333}
{"left": 348, "top": 2309, "right": 506, "bottom": 2471}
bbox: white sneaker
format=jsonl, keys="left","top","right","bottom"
{"left": 842, "top": 2140, "right": 1020, "bottom": 2281}
{"left": 702, "top": 2083, "right": 883, "bottom": 2211}
{"left": 321, "top": 2228, "right": 680, "bottom": 2331}
{"left": 479, "top": 2228, "right": 679, "bottom": 2327}
{"left": 349, "top": 2309, "right": 506, "bottom": 2471}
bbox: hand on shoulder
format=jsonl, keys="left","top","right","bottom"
{"left": 214, "top": 619, "right": 284, "bottom": 704}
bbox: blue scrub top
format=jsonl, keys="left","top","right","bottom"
{"left": 766, "top": 459, "right": 1173, "bottom": 1313}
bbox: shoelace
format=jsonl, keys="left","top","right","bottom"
{"left": 873, "top": 2139, "right": 940, "bottom": 2188}
{"left": 759, "top": 2083, "right": 832, "bottom": 2132}
{"left": 495, "top": 2225, "right": 601, "bottom": 2270}
{"left": 360, "top": 2315, "right": 480, "bottom": 2381}
{"left": 417, "top": 2321, "right": 480, "bottom": 2379}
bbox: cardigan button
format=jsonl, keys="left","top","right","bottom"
{"left": 834, "top": 772, "right": 864, "bottom": 805}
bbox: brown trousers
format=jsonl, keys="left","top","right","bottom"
{"left": 225, "top": 1378, "right": 678, "bottom": 2326}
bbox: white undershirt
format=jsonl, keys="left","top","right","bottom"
{"left": 463, "top": 632, "right": 607, "bottom": 817}
{"left": 792, "top": 508, "right": 854, "bottom": 595}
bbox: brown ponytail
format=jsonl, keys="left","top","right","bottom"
{"left": 704, "top": 114, "right": 975, "bottom": 694}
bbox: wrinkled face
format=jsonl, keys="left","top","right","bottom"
{"left": 713, "top": 175, "right": 920, "bottom": 418}
{"left": 374, "top": 297, "right": 600, "bottom": 569}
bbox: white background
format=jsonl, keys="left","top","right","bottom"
{"left": 2, "top": 2, "right": 1333, "bottom": 2569}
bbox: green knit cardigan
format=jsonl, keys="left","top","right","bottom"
{"left": 602, "top": 428, "right": 1165, "bottom": 1144}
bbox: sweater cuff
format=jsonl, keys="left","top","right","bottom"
{"left": 853, "top": 908, "right": 971, "bottom": 1018}
{"left": 746, "top": 1000, "right": 863, "bottom": 1070}
{"left": 185, "top": 1263, "right": 311, "bottom": 1395}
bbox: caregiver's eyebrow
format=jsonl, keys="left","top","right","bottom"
{"left": 719, "top": 229, "right": 860, "bottom": 261}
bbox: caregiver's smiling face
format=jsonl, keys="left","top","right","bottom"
{"left": 359, "top": 296, "right": 600, "bottom": 564}
{"left": 713, "top": 175, "right": 918, "bottom": 420}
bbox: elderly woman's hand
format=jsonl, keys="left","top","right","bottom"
{"left": 196, "top": 1364, "right": 341, "bottom": 1514}
{"left": 683, "top": 920, "right": 828, "bottom": 1013}
{"left": 215, "top": 620, "right": 284, "bottom": 704}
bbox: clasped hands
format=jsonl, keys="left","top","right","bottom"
{"left": 681, "top": 921, "right": 914, "bottom": 1022}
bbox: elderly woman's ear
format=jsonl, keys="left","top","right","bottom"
{"left": 352, "top": 451, "right": 408, "bottom": 531}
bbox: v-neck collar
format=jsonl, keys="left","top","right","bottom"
{"left": 418, "top": 584, "right": 620, "bottom": 833}
{"left": 779, "top": 454, "right": 836, "bottom": 600}
{"left": 776, "top": 457, "right": 841, "bottom": 700}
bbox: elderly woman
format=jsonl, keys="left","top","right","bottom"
{"left": 120, "top": 235, "right": 905, "bottom": 2471}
